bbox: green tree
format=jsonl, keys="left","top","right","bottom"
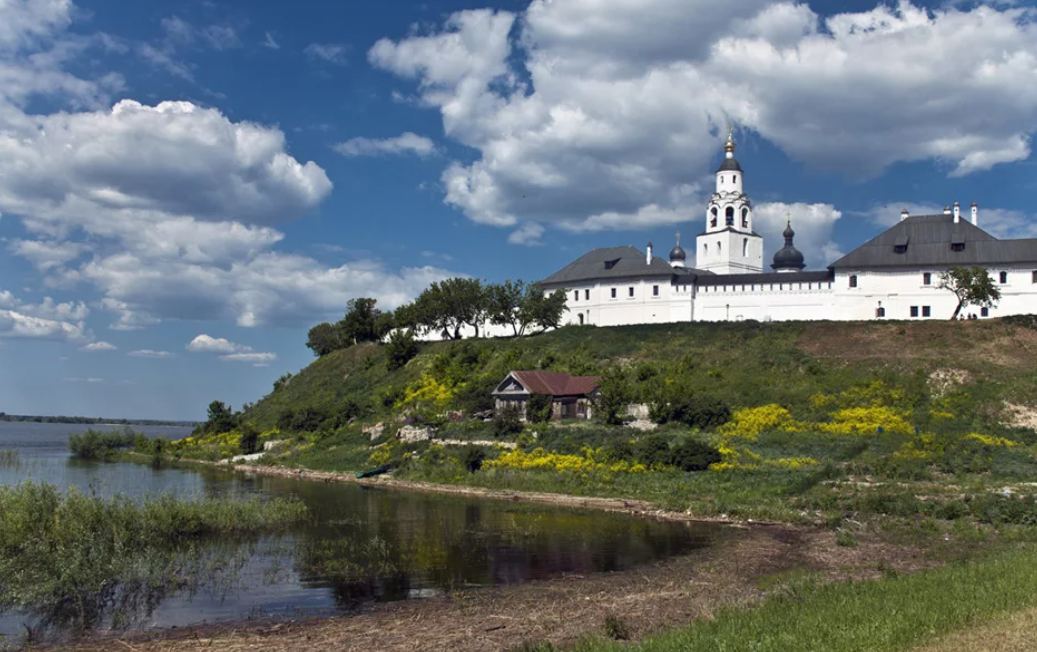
{"left": 409, "top": 278, "right": 488, "bottom": 339}
{"left": 518, "top": 283, "right": 568, "bottom": 335}
{"left": 306, "top": 322, "right": 343, "bottom": 357}
{"left": 338, "top": 298, "right": 392, "bottom": 345}
{"left": 205, "top": 400, "right": 236, "bottom": 435}
{"left": 385, "top": 329, "right": 419, "bottom": 370}
{"left": 938, "top": 266, "right": 1001, "bottom": 320}
{"left": 487, "top": 280, "right": 526, "bottom": 336}
{"left": 595, "top": 366, "right": 630, "bottom": 426}
{"left": 239, "top": 422, "right": 260, "bottom": 455}
{"left": 526, "top": 393, "right": 553, "bottom": 423}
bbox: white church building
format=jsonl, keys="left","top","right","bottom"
{"left": 541, "top": 132, "right": 1037, "bottom": 324}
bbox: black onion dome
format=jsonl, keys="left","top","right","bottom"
{"left": 717, "top": 158, "right": 742, "bottom": 172}
{"left": 772, "top": 221, "right": 806, "bottom": 271}
{"left": 669, "top": 245, "right": 687, "bottom": 261}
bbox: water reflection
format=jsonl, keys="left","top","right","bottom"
{"left": 0, "top": 422, "right": 728, "bottom": 644}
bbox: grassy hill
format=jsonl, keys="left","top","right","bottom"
{"left": 247, "top": 317, "right": 1037, "bottom": 433}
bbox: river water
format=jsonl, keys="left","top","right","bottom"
{"left": 0, "top": 422, "right": 726, "bottom": 643}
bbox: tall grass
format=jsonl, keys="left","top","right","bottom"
{"left": 0, "top": 450, "right": 18, "bottom": 468}
{"left": 565, "top": 546, "right": 1037, "bottom": 652}
{"left": 67, "top": 429, "right": 137, "bottom": 460}
{"left": 0, "top": 482, "right": 308, "bottom": 632}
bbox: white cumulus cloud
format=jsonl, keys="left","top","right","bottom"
{"left": 186, "top": 334, "right": 251, "bottom": 354}
{"left": 369, "top": 0, "right": 1037, "bottom": 248}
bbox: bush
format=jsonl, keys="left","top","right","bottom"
{"left": 636, "top": 433, "right": 672, "bottom": 468}
{"left": 67, "top": 429, "right": 137, "bottom": 461}
{"left": 602, "top": 438, "right": 636, "bottom": 464}
{"left": 668, "top": 438, "right": 722, "bottom": 472}
{"left": 463, "top": 446, "right": 486, "bottom": 473}
{"left": 239, "top": 423, "right": 260, "bottom": 455}
{"left": 652, "top": 393, "right": 731, "bottom": 430}
{"left": 386, "top": 329, "right": 419, "bottom": 370}
{"left": 493, "top": 404, "right": 524, "bottom": 437}
{"left": 527, "top": 394, "right": 553, "bottom": 424}
{"left": 277, "top": 407, "right": 329, "bottom": 433}
{"left": 604, "top": 614, "right": 631, "bottom": 640}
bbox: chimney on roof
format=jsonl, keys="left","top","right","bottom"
{"left": 953, "top": 201, "right": 961, "bottom": 224}
{"left": 646, "top": 242, "right": 653, "bottom": 266}
{"left": 901, "top": 209, "right": 909, "bottom": 222}
{"left": 943, "top": 206, "right": 951, "bottom": 216}
{"left": 971, "top": 202, "right": 978, "bottom": 226}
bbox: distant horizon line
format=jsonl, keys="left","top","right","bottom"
{"left": 0, "top": 413, "right": 198, "bottom": 426}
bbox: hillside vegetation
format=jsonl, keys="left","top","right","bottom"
{"left": 250, "top": 317, "right": 1037, "bottom": 432}
{"left": 155, "top": 317, "right": 1037, "bottom": 528}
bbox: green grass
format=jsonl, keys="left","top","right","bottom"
{"left": 562, "top": 545, "right": 1037, "bottom": 652}
{"left": 0, "top": 450, "right": 18, "bottom": 468}
{"left": 0, "top": 482, "right": 308, "bottom": 631}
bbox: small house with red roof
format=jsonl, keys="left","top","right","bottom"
{"left": 493, "top": 371, "right": 602, "bottom": 421}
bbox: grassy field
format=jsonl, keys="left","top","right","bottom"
{"left": 534, "top": 545, "right": 1037, "bottom": 652}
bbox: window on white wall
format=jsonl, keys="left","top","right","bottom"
{"left": 850, "top": 275, "right": 858, "bottom": 288}
{"left": 923, "top": 273, "right": 931, "bottom": 285}
{"left": 574, "top": 291, "right": 578, "bottom": 301}
{"left": 585, "top": 289, "right": 589, "bottom": 300}
{"left": 742, "top": 238, "right": 748, "bottom": 256}
{"left": 922, "top": 306, "right": 931, "bottom": 317}
{"left": 910, "top": 306, "right": 919, "bottom": 318}
{"left": 1000, "top": 271, "right": 1008, "bottom": 284}
{"left": 1032, "top": 271, "right": 1037, "bottom": 284}
{"left": 628, "top": 287, "right": 634, "bottom": 297}
{"left": 717, "top": 241, "right": 722, "bottom": 253}
{"left": 725, "top": 206, "right": 734, "bottom": 225}
{"left": 982, "top": 307, "right": 989, "bottom": 317}
{"left": 611, "top": 288, "right": 616, "bottom": 298}
{"left": 704, "top": 244, "right": 708, "bottom": 256}
{"left": 653, "top": 285, "right": 659, "bottom": 296}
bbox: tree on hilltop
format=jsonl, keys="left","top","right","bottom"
{"left": 306, "top": 322, "right": 342, "bottom": 357}
{"left": 487, "top": 279, "right": 526, "bottom": 336}
{"left": 339, "top": 298, "right": 393, "bottom": 345}
{"left": 938, "top": 266, "right": 1001, "bottom": 320}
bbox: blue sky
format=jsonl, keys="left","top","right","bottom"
{"left": 1, "top": 0, "right": 1035, "bottom": 420}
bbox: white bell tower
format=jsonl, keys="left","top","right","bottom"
{"left": 696, "top": 128, "right": 764, "bottom": 274}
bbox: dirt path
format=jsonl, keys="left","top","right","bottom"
{"left": 62, "top": 525, "right": 931, "bottom": 652}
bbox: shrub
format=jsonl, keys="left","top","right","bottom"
{"left": 277, "top": 407, "right": 329, "bottom": 433}
{"left": 67, "top": 429, "right": 137, "bottom": 460}
{"left": 463, "top": 446, "right": 486, "bottom": 473}
{"left": 652, "top": 394, "right": 731, "bottom": 430}
{"left": 668, "top": 438, "right": 722, "bottom": 472}
{"left": 239, "top": 423, "right": 260, "bottom": 455}
{"left": 604, "top": 614, "right": 631, "bottom": 640}
{"left": 636, "top": 433, "right": 672, "bottom": 469}
{"left": 526, "top": 394, "right": 553, "bottom": 424}
{"left": 386, "top": 329, "right": 419, "bottom": 370}
{"left": 602, "top": 438, "right": 636, "bottom": 464}
{"left": 493, "top": 404, "right": 524, "bottom": 437}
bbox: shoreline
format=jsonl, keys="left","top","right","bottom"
{"left": 161, "top": 454, "right": 761, "bottom": 526}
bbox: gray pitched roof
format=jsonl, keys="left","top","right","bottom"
{"left": 831, "top": 214, "right": 1037, "bottom": 269}
{"left": 540, "top": 246, "right": 681, "bottom": 285}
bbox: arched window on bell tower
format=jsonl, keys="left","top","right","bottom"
{"left": 741, "top": 207, "right": 749, "bottom": 229}
{"left": 710, "top": 207, "right": 718, "bottom": 228}
{"left": 725, "top": 206, "right": 734, "bottom": 226}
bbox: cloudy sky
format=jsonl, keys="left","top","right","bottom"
{"left": 1, "top": 0, "right": 1035, "bottom": 419}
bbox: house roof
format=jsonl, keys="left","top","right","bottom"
{"left": 540, "top": 246, "right": 680, "bottom": 285}
{"left": 831, "top": 214, "right": 1037, "bottom": 269}
{"left": 498, "top": 371, "right": 602, "bottom": 397}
